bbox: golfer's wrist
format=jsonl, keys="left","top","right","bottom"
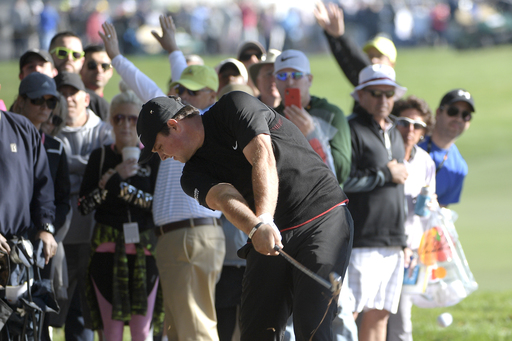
{"left": 248, "top": 222, "right": 264, "bottom": 239}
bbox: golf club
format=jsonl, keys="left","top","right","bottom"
{"left": 273, "top": 245, "right": 342, "bottom": 294}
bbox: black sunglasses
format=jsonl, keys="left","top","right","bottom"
{"left": 239, "top": 52, "right": 262, "bottom": 62}
{"left": 113, "top": 114, "right": 138, "bottom": 126}
{"left": 29, "top": 97, "right": 58, "bottom": 109}
{"left": 87, "top": 61, "right": 112, "bottom": 71}
{"left": 176, "top": 85, "right": 210, "bottom": 97}
{"left": 446, "top": 106, "right": 472, "bottom": 122}
{"left": 364, "top": 89, "right": 395, "bottom": 98}
{"left": 395, "top": 117, "right": 427, "bottom": 130}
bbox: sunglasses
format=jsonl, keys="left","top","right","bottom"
{"left": 446, "top": 106, "right": 472, "bottom": 122}
{"left": 113, "top": 114, "right": 138, "bottom": 126}
{"left": 395, "top": 117, "right": 427, "bottom": 130}
{"left": 29, "top": 96, "right": 58, "bottom": 109}
{"left": 239, "top": 52, "right": 262, "bottom": 61}
{"left": 87, "top": 61, "right": 112, "bottom": 71}
{"left": 50, "top": 47, "right": 85, "bottom": 61}
{"left": 364, "top": 89, "right": 395, "bottom": 98}
{"left": 176, "top": 85, "right": 210, "bottom": 97}
{"left": 275, "top": 72, "right": 305, "bottom": 81}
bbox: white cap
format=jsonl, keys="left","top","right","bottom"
{"left": 273, "top": 50, "right": 311, "bottom": 74}
{"left": 351, "top": 64, "right": 407, "bottom": 102}
{"left": 215, "top": 58, "right": 248, "bottom": 83}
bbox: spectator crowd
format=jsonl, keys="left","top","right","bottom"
{"left": 1, "top": 1, "right": 476, "bottom": 341}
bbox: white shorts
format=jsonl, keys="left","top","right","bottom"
{"left": 348, "top": 247, "right": 404, "bottom": 314}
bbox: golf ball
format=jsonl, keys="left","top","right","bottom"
{"left": 437, "top": 312, "right": 453, "bottom": 327}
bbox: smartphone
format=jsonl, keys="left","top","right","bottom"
{"left": 285, "top": 88, "right": 301, "bottom": 108}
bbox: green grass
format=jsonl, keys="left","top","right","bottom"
{"left": 2, "top": 45, "right": 511, "bottom": 340}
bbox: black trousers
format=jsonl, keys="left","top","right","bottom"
{"left": 240, "top": 205, "right": 353, "bottom": 341}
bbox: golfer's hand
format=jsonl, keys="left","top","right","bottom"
{"left": 251, "top": 224, "right": 282, "bottom": 256}
{"left": 99, "top": 22, "right": 120, "bottom": 59}
{"left": 151, "top": 15, "right": 179, "bottom": 53}
{"left": 314, "top": 1, "right": 345, "bottom": 37}
{"left": 0, "top": 234, "right": 10, "bottom": 256}
{"left": 283, "top": 105, "right": 314, "bottom": 137}
{"left": 37, "top": 231, "right": 58, "bottom": 265}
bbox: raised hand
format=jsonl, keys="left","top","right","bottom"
{"left": 99, "top": 22, "right": 121, "bottom": 59}
{"left": 151, "top": 15, "right": 179, "bottom": 53}
{"left": 314, "top": 1, "right": 345, "bottom": 38}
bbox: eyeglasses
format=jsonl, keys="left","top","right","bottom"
{"left": 50, "top": 47, "right": 85, "bottom": 61}
{"left": 395, "top": 117, "right": 427, "bottom": 130}
{"left": 239, "top": 52, "right": 262, "bottom": 61}
{"left": 86, "top": 61, "right": 112, "bottom": 71}
{"left": 446, "top": 106, "right": 472, "bottom": 122}
{"left": 29, "top": 97, "right": 58, "bottom": 109}
{"left": 112, "top": 114, "right": 138, "bottom": 126}
{"left": 364, "top": 89, "right": 395, "bottom": 98}
{"left": 275, "top": 72, "right": 305, "bottom": 81}
{"left": 176, "top": 85, "right": 210, "bottom": 97}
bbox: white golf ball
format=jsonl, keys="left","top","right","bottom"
{"left": 437, "top": 312, "right": 453, "bottom": 327}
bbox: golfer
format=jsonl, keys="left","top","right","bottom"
{"left": 137, "top": 91, "right": 353, "bottom": 340}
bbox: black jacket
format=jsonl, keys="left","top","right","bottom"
{"left": 343, "top": 106, "right": 406, "bottom": 248}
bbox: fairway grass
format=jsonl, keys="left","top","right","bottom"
{"left": 2, "top": 45, "right": 511, "bottom": 340}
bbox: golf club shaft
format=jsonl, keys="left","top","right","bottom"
{"left": 274, "top": 245, "right": 332, "bottom": 291}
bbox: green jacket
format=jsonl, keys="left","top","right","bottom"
{"left": 275, "top": 95, "right": 351, "bottom": 184}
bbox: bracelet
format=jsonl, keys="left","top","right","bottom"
{"left": 248, "top": 222, "right": 264, "bottom": 239}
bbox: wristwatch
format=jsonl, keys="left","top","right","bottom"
{"left": 41, "top": 223, "right": 55, "bottom": 235}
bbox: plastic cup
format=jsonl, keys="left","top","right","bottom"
{"left": 122, "top": 147, "right": 141, "bottom": 161}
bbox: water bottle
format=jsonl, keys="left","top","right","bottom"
{"left": 414, "top": 186, "right": 431, "bottom": 217}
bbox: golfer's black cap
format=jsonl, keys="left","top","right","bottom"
{"left": 54, "top": 71, "right": 85, "bottom": 91}
{"left": 440, "top": 89, "right": 475, "bottom": 112}
{"left": 19, "top": 72, "right": 58, "bottom": 99}
{"left": 19, "top": 48, "right": 54, "bottom": 71}
{"left": 137, "top": 96, "right": 185, "bottom": 163}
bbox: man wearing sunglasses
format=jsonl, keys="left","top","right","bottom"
{"left": 50, "top": 32, "right": 109, "bottom": 121}
{"left": 237, "top": 40, "right": 266, "bottom": 96}
{"left": 79, "top": 45, "right": 113, "bottom": 97}
{"left": 344, "top": 64, "right": 408, "bottom": 341}
{"left": 418, "top": 89, "right": 475, "bottom": 207}
{"left": 273, "top": 49, "right": 352, "bottom": 184}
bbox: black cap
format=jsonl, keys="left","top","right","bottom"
{"left": 137, "top": 96, "right": 186, "bottom": 163}
{"left": 440, "top": 89, "right": 475, "bottom": 112}
{"left": 19, "top": 49, "right": 54, "bottom": 71}
{"left": 55, "top": 72, "right": 85, "bottom": 91}
{"left": 19, "top": 72, "right": 58, "bottom": 99}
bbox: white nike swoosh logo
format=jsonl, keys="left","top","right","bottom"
{"left": 233, "top": 141, "right": 238, "bottom": 150}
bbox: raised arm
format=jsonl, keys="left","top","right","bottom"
{"left": 315, "top": 1, "right": 370, "bottom": 87}
{"left": 100, "top": 22, "right": 166, "bottom": 102}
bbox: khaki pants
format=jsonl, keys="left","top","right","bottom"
{"left": 156, "top": 223, "right": 225, "bottom": 341}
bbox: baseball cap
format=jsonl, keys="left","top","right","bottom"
{"left": 237, "top": 41, "right": 266, "bottom": 61}
{"left": 351, "top": 64, "right": 407, "bottom": 102}
{"left": 363, "top": 35, "right": 397, "bottom": 64}
{"left": 19, "top": 72, "right": 58, "bottom": 99}
{"left": 273, "top": 50, "right": 311, "bottom": 75}
{"left": 216, "top": 58, "right": 249, "bottom": 84}
{"left": 137, "top": 96, "right": 186, "bottom": 163}
{"left": 439, "top": 89, "right": 475, "bottom": 112}
{"left": 19, "top": 49, "right": 54, "bottom": 71}
{"left": 169, "top": 65, "right": 219, "bottom": 92}
{"left": 218, "top": 83, "right": 254, "bottom": 99}
{"left": 249, "top": 49, "right": 281, "bottom": 85}
{"left": 54, "top": 72, "right": 86, "bottom": 91}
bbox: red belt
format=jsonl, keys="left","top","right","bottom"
{"left": 155, "top": 217, "right": 221, "bottom": 237}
